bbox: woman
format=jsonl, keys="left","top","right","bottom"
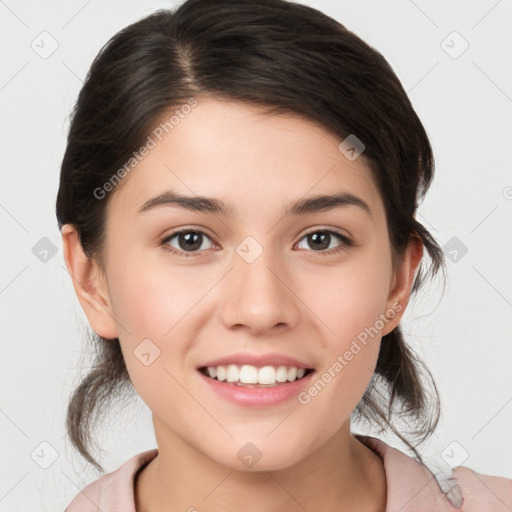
{"left": 58, "top": 0, "right": 512, "bottom": 510}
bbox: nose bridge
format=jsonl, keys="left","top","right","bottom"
{"left": 220, "top": 235, "right": 298, "bottom": 332}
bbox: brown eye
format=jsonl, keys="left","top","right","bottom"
{"left": 296, "top": 230, "right": 353, "bottom": 254}
{"left": 161, "top": 229, "right": 215, "bottom": 256}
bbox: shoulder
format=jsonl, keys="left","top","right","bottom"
{"left": 64, "top": 449, "right": 158, "bottom": 512}
{"left": 355, "top": 434, "right": 512, "bottom": 511}
{"left": 452, "top": 465, "right": 512, "bottom": 511}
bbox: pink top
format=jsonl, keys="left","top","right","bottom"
{"left": 65, "top": 434, "right": 512, "bottom": 511}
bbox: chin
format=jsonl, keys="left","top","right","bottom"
{"left": 205, "top": 437, "right": 312, "bottom": 473}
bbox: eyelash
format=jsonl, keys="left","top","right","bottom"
{"left": 160, "top": 227, "right": 354, "bottom": 258}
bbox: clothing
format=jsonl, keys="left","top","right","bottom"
{"left": 64, "top": 434, "right": 512, "bottom": 511}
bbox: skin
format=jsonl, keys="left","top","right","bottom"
{"left": 62, "top": 97, "right": 422, "bottom": 512}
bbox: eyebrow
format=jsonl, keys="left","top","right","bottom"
{"left": 138, "top": 189, "right": 372, "bottom": 218}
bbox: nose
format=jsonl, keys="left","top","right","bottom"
{"left": 219, "top": 244, "right": 300, "bottom": 335}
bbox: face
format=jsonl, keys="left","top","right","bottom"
{"left": 68, "top": 97, "right": 416, "bottom": 471}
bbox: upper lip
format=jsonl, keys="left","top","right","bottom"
{"left": 198, "top": 352, "right": 314, "bottom": 370}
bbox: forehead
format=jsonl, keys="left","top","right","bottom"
{"left": 107, "top": 97, "right": 383, "bottom": 222}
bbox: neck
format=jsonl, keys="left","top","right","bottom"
{"left": 135, "top": 421, "right": 387, "bottom": 512}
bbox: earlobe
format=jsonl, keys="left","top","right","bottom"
{"left": 381, "top": 235, "right": 424, "bottom": 337}
{"left": 61, "top": 224, "right": 118, "bottom": 340}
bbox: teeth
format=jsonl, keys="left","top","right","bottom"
{"left": 203, "top": 364, "right": 308, "bottom": 385}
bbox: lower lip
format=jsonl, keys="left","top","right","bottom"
{"left": 197, "top": 370, "right": 315, "bottom": 407}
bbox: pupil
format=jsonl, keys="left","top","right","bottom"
{"left": 181, "top": 232, "right": 201, "bottom": 251}
{"left": 310, "top": 232, "right": 329, "bottom": 250}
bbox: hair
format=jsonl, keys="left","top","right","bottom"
{"left": 56, "top": 0, "right": 446, "bottom": 473}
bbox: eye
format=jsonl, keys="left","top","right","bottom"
{"left": 296, "top": 229, "right": 353, "bottom": 254}
{"left": 160, "top": 227, "right": 353, "bottom": 258}
{"left": 161, "top": 228, "right": 216, "bottom": 257}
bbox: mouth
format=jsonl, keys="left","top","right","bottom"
{"left": 198, "top": 365, "right": 315, "bottom": 388}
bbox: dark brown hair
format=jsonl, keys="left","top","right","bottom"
{"left": 56, "top": 0, "right": 446, "bottom": 472}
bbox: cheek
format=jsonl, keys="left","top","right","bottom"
{"left": 300, "top": 271, "right": 386, "bottom": 434}
{"left": 302, "top": 246, "right": 393, "bottom": 348}
{"left": 106, "top": 255, "right": 202, "bottom": 339}
{"left": 296, "top": 241, "right": 391, "bottom": 414}
{"left": 307, "top": 344, "right": 379, "bottom": 441}
{"left": 105, "top": 255, "right": 214, "bottom": 401}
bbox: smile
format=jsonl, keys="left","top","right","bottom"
{"left": 199, "top": 364, "right": 314, "bottom": 387}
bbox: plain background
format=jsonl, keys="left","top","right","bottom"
{"left": 1, "top": 0, "right": 511, "bottom": 509}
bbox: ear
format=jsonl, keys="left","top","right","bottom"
{"left": 61, "top": 224, "right": 118, "bottom": 339}
{"left": 381, "top": 234, "right": 423, "bottom": 337}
